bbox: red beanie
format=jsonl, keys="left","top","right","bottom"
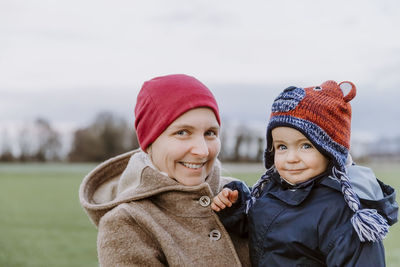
{"left": 134, "top": 74, "right": 221, "bottom": 151}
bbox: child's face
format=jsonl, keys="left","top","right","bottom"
{"left": 271, "top": 127, "right": 329, "bottom": 184}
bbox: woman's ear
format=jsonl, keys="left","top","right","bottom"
{"left": 146, "top": 145, "right": 152, "bottom": 156}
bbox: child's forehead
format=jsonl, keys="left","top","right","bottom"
{"left": 271, "top": 126, "right": 310, "bottom": 141}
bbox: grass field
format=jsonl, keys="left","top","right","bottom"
{"left": 0, "top": 162, "right": 398, "bottom": 266}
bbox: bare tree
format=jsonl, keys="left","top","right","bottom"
{"left": 33, "top": 118, "right": 62, "bottom": 161}
{"left": 233, "top": 133, "right": 244, "bottom": 161}
{"left": 229, "top": 123, "right": 264, "bottom": 162}
{"left": 18, "top": 126, "right": 34, "bottom": 162}
{"left": 15, "top": 118, "right": 61, "bottom": 162}
{"left": 69, "top": 112, "right": 139, "bottom": 162}
{"left": 0, "top": 129, "right": 15, "bottom": 162}
{"left": 256, "top": 136, "right": 264, "bottom": 162}
{"left": 233, "top": 123, "right": 257, "bottom": 161}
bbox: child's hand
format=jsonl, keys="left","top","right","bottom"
{"left": 211, "top": 188, "right": 239, "bottom": 212}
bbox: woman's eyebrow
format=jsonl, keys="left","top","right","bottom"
{"left": 169, "top": 124, "right": 195, "bottom": 130}
{"left": 169, "top": 124, "right": 220, "bottom": 131}
{"left": 208, "top": 126, "right": 220, "bottom": 131}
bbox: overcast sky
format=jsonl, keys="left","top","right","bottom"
{"left": 1, "top": 0, "right": 400, "bottom": 139}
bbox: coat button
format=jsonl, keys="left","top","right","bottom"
{"left": 209, "top": 229, "right": 221, "bottom": 241}
{"left": 199, "top": 196, "right": 211, "bottom": 207}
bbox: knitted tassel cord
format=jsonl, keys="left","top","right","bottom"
{"left": 333, "top": 166, "right": 389, "bottom": 242}
{"left": 246, "top": 166, "right": 275, "bottom": 214}
{"left": 351, "top": 209, "right": 389, "bottom": 242}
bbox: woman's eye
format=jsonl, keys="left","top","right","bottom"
{"left": 175, "top": 130, "right": 189, "bottom": 136}
{"left": 205, "top": 130, "right": 217, "bottom": 137}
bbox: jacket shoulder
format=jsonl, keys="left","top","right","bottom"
{"left": 360, "top": 179, "right": 398, "bottom": 226}
{"left": 347, "top": 164, "right": 383, "bottom": 200}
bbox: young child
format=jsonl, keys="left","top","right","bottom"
{"left": 212, "top": 80, "right": 398, "bottom": 266}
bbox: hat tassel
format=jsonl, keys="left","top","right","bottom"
{"left": 351, "top": 209, "right": 389, "bottom": 242}
{"left": 333, "top": 166, "right": 389, "bottom": 242}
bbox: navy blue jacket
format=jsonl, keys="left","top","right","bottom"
{"left": 219, "top": 172, "right": 398, "bottom": 267}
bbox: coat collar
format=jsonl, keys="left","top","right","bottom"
{"left": 80, "top": 149, "right": 223, "bottom": 225}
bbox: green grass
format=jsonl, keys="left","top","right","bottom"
{"left": 0, "top": 163, "right": 98, "bottom": 267}
{"left": 0, "top": 162, "right": 398, "bottom": 266}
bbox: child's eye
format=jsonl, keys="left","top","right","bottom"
{"left": 276, "top": 144, "right": 287, "bottom": 150}
{"left": 302, "top": 143, "right": 313, "bottom": 149}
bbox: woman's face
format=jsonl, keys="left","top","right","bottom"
{"left": 149, "top": 108, "right": 221, "bottom": 186}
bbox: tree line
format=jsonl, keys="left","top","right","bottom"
{"left": 1, "top": 118, "right": 61, "bottom": 162}
{"left": 0, "top": 112, "right": 265, "bottom": 162}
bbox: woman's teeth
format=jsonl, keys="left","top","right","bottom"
{"left": 182, "top": 162, "right": 204, "bottom": 169}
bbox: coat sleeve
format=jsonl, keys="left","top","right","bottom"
{"left": 217, "top": 181, "right": 251, "bottom": 237}
{"left": 97, "top": 207, "right": 166, "bottom": 267}
{"left": 323, "top": 223, "right": 386, "bottom": 267}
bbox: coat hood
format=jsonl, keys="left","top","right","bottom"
{"left": 79, "top": 149, "right": 224, "bottom": 226}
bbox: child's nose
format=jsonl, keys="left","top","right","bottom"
{"left": 286, "top": 149, "right": 299, "bottom": 162}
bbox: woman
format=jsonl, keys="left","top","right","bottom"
{"left": 79, "top": 74, "right": 250, "bottom": 266}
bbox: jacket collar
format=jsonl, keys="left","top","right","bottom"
{"left": 267, "top": 170, "right": 340, "bottom": 206}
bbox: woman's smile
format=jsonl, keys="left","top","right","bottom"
{"left": 180, "top": 161, "right": 207, "bottom": 169}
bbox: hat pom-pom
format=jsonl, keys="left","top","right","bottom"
{"left": 351, "top": 208, "right": 389, "bottom": 242}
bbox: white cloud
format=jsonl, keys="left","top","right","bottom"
{"left": 2, "top": 0, "right": 400, "bottom": 90}
{"left": 0, "top": 0, "right": 400, "bottom": 138}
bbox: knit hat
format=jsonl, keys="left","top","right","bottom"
{"left": 248, "top": 80, "right": 388, "bottom": 242}
{"left": 265, "top": 80, "right": 354, "bottom": 170}
{"left": 134, "top": 74, "right": 220, "bottom": 151}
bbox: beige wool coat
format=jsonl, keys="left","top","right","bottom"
{"left": 79, "top": 149, "right": 250, "bottom": 267}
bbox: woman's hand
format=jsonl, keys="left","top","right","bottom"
{"left": 211, "top": 188, "right": 239, "bottom": 212}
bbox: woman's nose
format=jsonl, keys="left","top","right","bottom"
{"left": 191, "top": 137, "right": 209, "bottom": 157}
